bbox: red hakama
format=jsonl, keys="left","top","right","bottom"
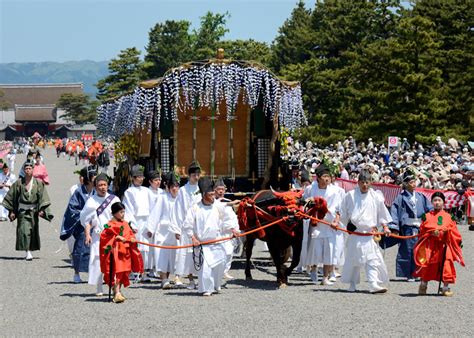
{"left": 100, "top": 220, "right": 144, "bottom": 287}
{"left": 413, "top": 210, "right": 464, "bottom": 284}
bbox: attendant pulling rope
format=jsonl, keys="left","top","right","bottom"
{"left": 296, "top": 211, "right": 420, "bottom": 239}
{"left": 130, "top": 207, "right": 425, "bottom": 251}
{"left": 131, "top": 216, "right": 290, "bottom": 249}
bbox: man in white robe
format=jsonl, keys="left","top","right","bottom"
{"left": 147, "top": 170, "right": 165, "bottom": 207}
{"left": 214, "top": 178, "right": 239, "bottom": 280}
{"left": 172, "top": 161, "right": 202, "bottom": 289}
{"left": 6, "top": 150, "right": 16, "bottom": 172}
{"left": 123, "top": 165, "right": 153, "bottom": 280}
{"left": 146, "top": 171, "right": 180, "bottom": 289}
{"left": 297, "top": 170, "right": 315, "bottom": 274}
{"left": 330, "top": 176, "right": 347, "bottom": 280}
{"left": 338, "top": 170, "right": 392, "bottom": 293}
{"left": 304, "top": 164, "right": 343, "bottom": 285}
{"left": 183, "top": 177, "right": 239, "bottom": 296}
{"left": 145, "top": 169, "right": 164, "bottom": 277}
{"left": 81, "top": 173, "right": 120, "bottom": 296}
{"left": 0, "top": 164, "right": 17, "bottom": 221}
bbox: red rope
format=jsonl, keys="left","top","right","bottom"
{"left": 296, "top": 211, "right": 419, "bottom": 239}
{"left": 132, "top": 216, "right": 289, "bottom": 249}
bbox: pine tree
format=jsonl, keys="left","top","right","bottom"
{"left": 270, "top": 0, "right": 313, "bottom": 73}
{"left": 56, "top": 93, "right": 97, "bottom": 123}
{"left": 344, "top": 12, "right": 449, "bottom": 143}
{"left": 96, "top": 47, "right": 145, "bottom": 101}
{"left": 296, "top": 0, "right": 402, "bottom": 143}
{"left": 192, "top": 11, "right": 229, "bottom": 60}
{"left": 413, "top": 0, "right": 473, "bottom": 141}
{"left": 144, "top": 20, "right": 193, "bottom": 78}
{"left": 218, "top": 39, "right": 271, "bottom": 64}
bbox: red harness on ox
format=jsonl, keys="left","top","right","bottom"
{"left": 238, "top": 190, "right": 328, "bottom": 238}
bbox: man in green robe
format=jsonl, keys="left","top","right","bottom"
{"left": 2, "top": 160, "right": 53, "bottom": 260}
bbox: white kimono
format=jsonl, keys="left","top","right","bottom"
{"left": 183, "top": 201, "right": 234, "bottom": 293}
{"left": 0, "top": 171, "right": 16, "bottom": 219}
{"left": 172, "top": 182, "right": 201, "bottom": 276}
{"left": 147, "top": 192, "right": 179, "bottom": 274}
{"left": 297, "top": 184, "right": 313, "bottom": 270}
{"left": 216, "top": 198, "right": 239, "bottom": 273}
{"left": 80, "top": 193, "right": 120, "bottom": 286}
{"left": 332, "top": 183, "right": 347, "bottom": 266}
{"left": 123, "top": 185, "right": 153, "bottom": 269}
{"left": 304, "top": 182, "right": 343, "bottom": 266}
{"left": 7, "top": 153, "right": 16, "bottom": 172}
{"left": 148, "top": 187, "right": 165, "bottom": 211}
{"left": 338, "top": 188, "right": 392, "bottom": 285}
{"left": 147, "top": 186, "right": 164, "bottom": 269}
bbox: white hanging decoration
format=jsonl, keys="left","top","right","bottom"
{"left": 96, "top": 60, "right": 306, "bottom": 139}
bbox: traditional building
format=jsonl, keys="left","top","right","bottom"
{"left": 55, "top": 124, "right": 97, "bottom": 139}
{"left": 0, "top": 83, "right": 85, "bottom": 139}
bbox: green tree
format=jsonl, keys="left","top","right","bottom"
{"left": 144, "top": 20, "right": 193, "bottom": 78}
{"left": 218, "top": 39, "right": 271, "bottom": 64}
{"left": 57, "top": 93, "right": 98, "bottom": 124}
{"left": 343, "top": 13, "right": 449, "bottom": 143}
{"left": 293, "top": 0, "right": 402, "bottom": 143}
{"left": 96, "top": 47, "right": 145, "bottom": 101}
{"left": 412, "top": 0, "right": 473, "bottom": 141}
{"left": 143, "top": 12, "right": 230, "bottom": 77}
{"left": 192, "top": 11, "right": 230, "bottom": 60}
{"left": 270, "top": 0, "right": 313, "bottom": 73}
{"left": 0, "top": 89, "right": 11, "bottom": 110}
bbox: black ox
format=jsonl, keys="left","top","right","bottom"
{"left": 237, "top": 189, "right": 306, "bottom": 288}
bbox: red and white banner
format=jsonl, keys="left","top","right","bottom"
{"left": 335, "top": 178, "right": 467, "bottom": 209}
{"left": 464, "top": 191, "right": 474, "bottom": 217}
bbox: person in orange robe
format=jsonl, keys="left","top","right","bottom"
{"left": 76, "top": 140, "right": 84, "bottom": 152}
{"left": 88, "top": 142, "right": 100, "bottom": 165}
{"left": 100, "top": 202, "right": 143, "bottom": 303}
{"left": 413, "top": 191, "right": 464, "bottom": 297}
{"left": 55, "top": 139, "right": 63, "bottom": 158}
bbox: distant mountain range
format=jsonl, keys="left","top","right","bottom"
{"left": 0, "top": 60, "right": 109, "bottom": 96}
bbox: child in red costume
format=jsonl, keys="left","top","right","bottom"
{"left": 100, "top": 202, "right": 143, "bottom": 303}
{"left": 414, "top": 192, "right": 464, "bottom": 297}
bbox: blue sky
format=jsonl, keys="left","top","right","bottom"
{"left": 0, "top": 0, "right": 307, "bottom": 63}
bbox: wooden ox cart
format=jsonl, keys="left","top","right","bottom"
{"left": 97, "top": 50, "right": 306, "bottom": 195}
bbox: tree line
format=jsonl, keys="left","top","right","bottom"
{"left": 58, "top": 0, "right": 473, "bottom": 144}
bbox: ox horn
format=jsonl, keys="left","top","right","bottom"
{"left": 270, "top": 186, "right": 285, "bottom": 198}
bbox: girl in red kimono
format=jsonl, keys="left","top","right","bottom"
{"left": 100, "top": 202, "right": 143, "bottom": 303}
{"left": 414, "top": 192, "right": 464, "bottom": 297}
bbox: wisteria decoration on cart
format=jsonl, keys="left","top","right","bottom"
{"left": 96, "top": 60, "right": 307, "bottom": 139}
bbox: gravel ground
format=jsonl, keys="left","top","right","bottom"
{"left": 1, "top": 148, "right": 472, "bottom": 336}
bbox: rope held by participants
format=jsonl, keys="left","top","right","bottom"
{"left": 297, "top": 211, "right": 421, "bottom": 239}
{"left": 130, "top": 206, "right": 429, "bottom": 250}
{"left": 131, "top": 216, "right": 289, "bottom": 249}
